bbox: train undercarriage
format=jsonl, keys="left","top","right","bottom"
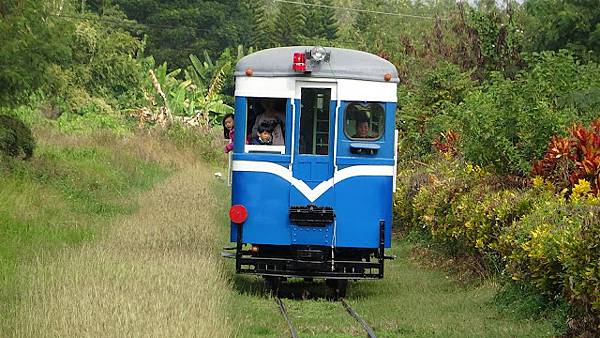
{"left": 222, "top": 221, "right": 393, "bottom": 297}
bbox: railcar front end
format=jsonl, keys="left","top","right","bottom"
{"left": 224, "top": 46, "right": 399, "bottom": 294}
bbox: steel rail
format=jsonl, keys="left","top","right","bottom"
{"left": 340, "top": 298, "right": 377, "bottom": 338}
{"left": 275, "top": 297, "right": 298, "bottom": 338}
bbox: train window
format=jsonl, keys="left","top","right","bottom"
{"left": 245, "top": 98, "right": 287, "bottom": 147}
{"left": 344, "top": 102, "right": 384, "bottom": 141}
{"left": 299, "top": 88, "right": 331, "bottom": 155}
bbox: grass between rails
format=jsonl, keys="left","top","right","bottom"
{"left": 225, "top": 242, "right": 561, "bottom": 337}
{"left": 0, "top": 126, "right": 227, "bottom": 336}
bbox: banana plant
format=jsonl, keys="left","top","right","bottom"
{"left": 185, "top": 53, "right": 234, "bottom": 126}
{"left": 143, "top": 46, "right": 257, "bottom": 128}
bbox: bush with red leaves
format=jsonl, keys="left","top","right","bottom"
{"left": 532, "top": 118, "right": 600, "bottom": 194}
{"left": 432, "top": 129, "right": 459, "bottom": 157}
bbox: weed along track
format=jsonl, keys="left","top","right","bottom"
{"left": 274, "top": 295, "right": 376, "bottom": 337}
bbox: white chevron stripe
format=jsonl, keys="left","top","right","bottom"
{"left": 232, "top": 160, "right": 393, "bottom": 202}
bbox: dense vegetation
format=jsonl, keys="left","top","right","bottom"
{"left": 1, "top": 0, "right": 599, "bottom": 335}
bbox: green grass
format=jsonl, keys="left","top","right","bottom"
{"left": 494, "top": 281, "right": 570, "bottom": 332}
{"left": 0, "top": 134, "right": 168, "bottom": 333}
{"left": 10, "top": 163, "right": 234, "bottom": 337}
{"left": 225, "top": 240, "right": 562, "bottom": 337}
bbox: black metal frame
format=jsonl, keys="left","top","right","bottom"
{"left": 289, "top": 204, "right": 335, "bottom": 226}
{"left": 230, "top": 220, "right": 391, "bottom": 280}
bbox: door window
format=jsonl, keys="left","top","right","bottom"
{"left": 299, "top": 88, "right": 331, "bottom": 155}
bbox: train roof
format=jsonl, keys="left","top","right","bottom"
{"left": 235, "top": 46, "right": 399, "bottom": 83}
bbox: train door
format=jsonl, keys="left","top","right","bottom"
{"left": 290, "top": 82, "right": 337, "bottom": 245}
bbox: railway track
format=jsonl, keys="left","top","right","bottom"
{"left": 275, "top": 296, "right": 376, "bottom": 338}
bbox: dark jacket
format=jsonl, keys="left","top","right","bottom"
{"left": 250, "top": 135, "right": 272, "bottom": 145}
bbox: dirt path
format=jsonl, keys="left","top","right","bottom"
{"left": 13, "top": 164, "right": 234, "bottom": 337}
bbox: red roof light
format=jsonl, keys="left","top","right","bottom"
{"left": 292, "top": 52, "right": 306, "bottom": 72}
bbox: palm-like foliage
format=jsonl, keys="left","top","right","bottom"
{"left": 142, "top": 46, "right": 253, "bottom": 129}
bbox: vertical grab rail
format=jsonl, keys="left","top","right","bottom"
{"left": 227, "top": 151, "right": 233, "bottom": 187}
{"left": 379, "top": 220, "right": 385, "bottom": 278}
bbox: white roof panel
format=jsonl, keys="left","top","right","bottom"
{"left": 235, "top": 46, "right": 399, "bottom": 83}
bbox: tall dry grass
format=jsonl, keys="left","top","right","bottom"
{"left": 13, "top": 163, "right": 233, "bottom": 337}
{"left": 32, "top": 127, "right": 211, "bottom": 170}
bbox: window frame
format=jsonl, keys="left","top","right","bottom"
{"left": 343, "top": 102, "right": 385, "bottom": 141}
{"left": 243, "top": 97, "right": 288, "bottom": 154}
{"left": 298, "top": 87, "right": 332, "bottom": 156}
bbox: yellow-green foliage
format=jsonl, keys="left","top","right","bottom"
{"left": 498, "top": 195, "right": 600, "bottom": 314}
{"left": 392, "top": 167, "right": 429, "bottom": 232}
{"left": 395, "top": 159, "right": 600, "bottom": 319}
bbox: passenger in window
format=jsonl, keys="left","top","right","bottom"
{"left": 252, "top": 99, "right": 285, "bottom": 145}
{"left": 352, "top": 120, "right": 375, "bottom": 139}
{"left": 222, "top": 113, "right": 235, "bottom": 153}
{"left": 250, "top": 122, "right": 274, "bottom": 145}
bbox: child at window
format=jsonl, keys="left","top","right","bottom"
{"left": 250, "top": 122, "right": 273, "bottom": 145}
{"left": 252, "top": 99, "right": 285, "bottom": 145}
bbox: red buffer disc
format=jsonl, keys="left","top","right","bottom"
{"left": 229, "top": 204, "right": 248, "bottom": 224}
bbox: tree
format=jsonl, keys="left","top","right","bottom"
{"left": 245, "top": 0, "right": 273, "bottom": 49}
{"left": 524, "top": 0, "right": 600, "bottom": 60}
{"left": 0, "top": 0, "right": 76, "bottom": 104}
{"left": 318, "top": 0, "right": 338, "bottom": 41}
{"left": 112, "top": 0, "right": 252, "bottom": 68}
{"left": 303, "top": 0, "right": 338, "bottom": 43}
{"left": 273, "top": 1, "right": 306, "bottom": 46}
{"left": 303, "top": 0, "right": 322, "bottom": 40}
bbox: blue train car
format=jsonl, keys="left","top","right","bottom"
{"left": 225, "top": 46, "right": 398, "bottom": 295}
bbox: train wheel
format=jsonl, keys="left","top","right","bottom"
{"left": 326, "top": 279, "right": 348, "bottom": 299}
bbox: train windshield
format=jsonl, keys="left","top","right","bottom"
{"left": 344, "top": 102, "right": 384, "bottom": 141}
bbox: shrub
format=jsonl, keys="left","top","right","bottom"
{"left": 408, "top": 159, "right": 543, "bottom": 256}
{"left": 456, "top": 51, "right": 600, "bottom": 175}
{"left": 65, "top": 89, "right": 115, "bottom": 117}
{"left": 453, "top": 185, "right": 545, "bottom": 254}
{"left": 498, "top": 194, "right": 600, "bottom": 320}
{"left": 532, "top": 118, "right": 600, "bottom": 194}
{"left": 432, "top": 129, "right": 459, "bottom": 158}
{"left": 400, "top": 51, "right": 600, "bottom": 175}
{"left": 0, "top": 114, "right": 35, "bottom": 159}
{"left": 410, "top": 160, "right": 476, "bottom": 252}
{"left": 395, "top": 157, "right": 599, "bottom": 330}
{"left": 393, "top": 166, "right": 430, "bottom": 233}
{"left": 396, "top": 62, "right": 476, "bottom": 161}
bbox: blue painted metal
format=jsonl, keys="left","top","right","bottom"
{"left": 333, "top": 176, "right": 393, "bottom": 248}
{"left": 230, "top": 95, "right": 396, "bottom": 249}
{"left": 233, "top": 96, "right": 247, "bottom": 153}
